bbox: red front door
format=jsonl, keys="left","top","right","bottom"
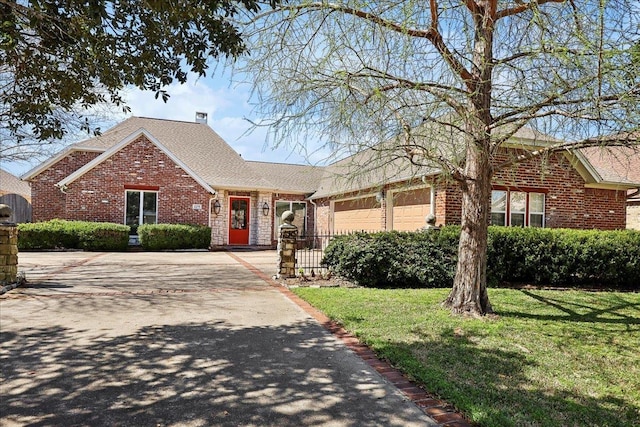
{"left": 229, "top": 197, "right": 250, "bottom": 245}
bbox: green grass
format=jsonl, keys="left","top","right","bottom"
{"left": 292, "top": 287, "right": 640, "bottom": 427}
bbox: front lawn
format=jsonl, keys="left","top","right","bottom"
{"left": 292, "top": 287, "right": 640, "bottom": 426}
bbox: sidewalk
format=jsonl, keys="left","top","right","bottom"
{"left": 1, "top": 251, "right": 440, "bottom": 426}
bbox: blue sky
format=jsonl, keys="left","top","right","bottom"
{"left": 3, "top": 67, "right": 319, "bottom": 177}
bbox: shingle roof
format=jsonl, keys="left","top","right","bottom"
{"left": 27, "top": 116, "right": 639, "bottom": 199}
{"left": 0, "top": 169, "right": 31, "bottom": 198}
{"left": 579, "top": 146, "right": 640, "bottom": 186}
{"left": 310, "top": 145, "right": 440, "bottom": 199}
{"left": 72, "top": 117, "right": 275, "bottom": 190}
{"left": 246, "top": 161, "right": 325, "bottom": 194}
{"left": 310, "top": 125, "right": 563, "bottom": 199}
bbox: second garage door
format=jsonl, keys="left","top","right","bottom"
{"left": 391, "top": 188, "right": 431, "bottom": 231}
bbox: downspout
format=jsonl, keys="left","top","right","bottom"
{"left": 208, "top": 197, "right": 214, "bottom": 228}
{"left": 309, "top": 198, "right": 318, "bottom": 235}
{"left": 430, "top": 184, "right": 436, "bottom": 216}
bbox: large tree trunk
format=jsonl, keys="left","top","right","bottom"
{"left": 443, "top": 143, "right": 494, "bottom": 316}
{"left": 443, "top": 3, "right": 496, "bottom": 316}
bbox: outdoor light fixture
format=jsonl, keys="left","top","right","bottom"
{"left": 262, "top": 201, "right": 270, "bottom": 216}
{"left": 213, "top": 200, "right": 221, "bottom": 216}
{"left": 375, "top": 191, "right": 385, "bottom": 203}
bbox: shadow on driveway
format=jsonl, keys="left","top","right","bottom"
{"left": 1, "top": 252, "right": 435, "bottom": 426}
{"left": 1, "top": 319, "right": 428, "bottom": 427}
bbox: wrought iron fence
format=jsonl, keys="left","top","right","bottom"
{"left": 294, "top": 230, "right": 375, "bottom": 276}
{"left": 294, "top": 232, "right": 333, "bottom": 276}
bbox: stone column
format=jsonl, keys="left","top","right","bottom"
{"left": 0, "top": 204, "right": 18, "bottom": 285}
{"left": 277, "top": 210, "right": 298, "bottom": 279}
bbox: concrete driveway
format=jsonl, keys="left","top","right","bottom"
{"left": 0, "top": 250, "right": 438, "bottom": 427}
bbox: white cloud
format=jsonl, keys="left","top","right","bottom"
{"left": 120, "top": 74, "right": 317, "bottom": 165}
{"left": 2, "top": 71, "right": 326, "bottom": 177}
{"left": 120, "top": 73, "right": 242, "bottom": 122}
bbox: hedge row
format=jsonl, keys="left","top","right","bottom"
{"left": 138, "top": 224, "right": 211, "bottom": 250}
{"left": 18, "top": 220, "right": 130, "bottom": 251}
{"left": 322, "top": 227, "right": 640, "bottom": 289}
{"left": 488, "top": 227, "right": 640, "bottom": 287}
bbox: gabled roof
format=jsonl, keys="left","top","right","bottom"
{"left": 56, "top": 129, "right": 217, "bottom": 194}
{"left": 79, "top": 117, "right": 275, "bottom": 190}
{"left": 578, "top": 146, "right": 640, "bottom": 187}
{"left": 0, "top": 169, "right": 31, "bottom": 198}
{"left": 23, "top": 116, "right": 639, "bottom": 200}
{"left": 310, "top": 125, "right": 565, "bottom": 200}
{"left": 23, "top": 117, "right": 297, "bottom": 192}
{"left": 310, "top": 145, "right": 440, "bottom": 200}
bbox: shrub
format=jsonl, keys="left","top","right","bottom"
{"left": 488, "top": 227, "right": 640, "bottom": 288}
{"left": 322, "top": 228, "right": 459, "bottom": 288}
{"left": 18, "top": 220, "right": 129, "bottom": 251}
{"left": 138, "top": 224, "right": 211, "bottom": 250}
{"left": 323, "top": 227, "right": 640, "bottom": 289}
{"left": 75, "top": 222, "right": 130, "bottom": 251}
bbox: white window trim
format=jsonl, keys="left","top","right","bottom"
{"left": 491, "top": 190, "right": 545, "bottom": 228}
{"left": 275, "top": 200, "right": 307, "bottom": 236}
{"left": 491, "top": 190, "right": 508, "bottom": 226}
{"left": 509, "top": 191, "right": 527, "bottom": 227}
{"left": 124, "top": 190, "right": 158, "bottom": 229}
{"left": 528, "top": 193, "right": 546, "bottom": 228}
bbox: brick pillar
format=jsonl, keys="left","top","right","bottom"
{"left": 0, "top": 204, "right": 18, "bottom": 285}
{"left": 277, "top": 210, "right": 298, "bottom": 279}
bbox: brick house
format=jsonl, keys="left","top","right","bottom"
{"left": 309, "top": 128, "right": 640, "bottom": 233}
{"left": 22, "top": 116, "right": 639, "bottom": 247}
{"left": 578, "top": 145, "right": 640, "bottom": 230}
{"left": 22, "top": 116, "right": 323, "bottom": 247}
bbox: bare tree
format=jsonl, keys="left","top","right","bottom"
{"left": 241, "top": 0, "right": 640, "bottom": 315}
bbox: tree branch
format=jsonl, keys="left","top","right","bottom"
{"left": 494, "top": 134, "right": 640, "bottom": 171}
{"left": 496, "top": 0, "right": 566, "bottom": 20}
{"left": 492, "top": 83, "right": 640, "bottom": 125}
{"left": 257, "top": 2, "right": 476, "bottom": 90}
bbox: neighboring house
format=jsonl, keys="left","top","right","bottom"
{"left": 21, "top": 115, "right": 639, "bottom": 247}
{"left": 0, "top": 168, "right": 32, "bottom": 223}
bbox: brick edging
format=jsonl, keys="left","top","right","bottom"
{"left": 226, "top": 251, "right": 474, "bottom": 427}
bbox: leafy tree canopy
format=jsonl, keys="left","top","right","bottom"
{"left": 0, "top": 0, "right": 278, "bottom": 145}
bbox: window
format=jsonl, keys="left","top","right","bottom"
{"left": 491, "top": 191, "right": 507, "bottom": 226}
{"left": 529, "top": 193, "right": 545, "bottom": 227}
{"left": 275, "top": 201, "right": 307, "bottom": 236}
{"left": 490, "top": 190, "right": 545, "bottom": 228}
{"left": 231, "top": 199, "right": 248, "bottom": 230}
{"left": 510, "top": 192, "right": 526, "bottom": 227}
{"left": 125, "top": 190, "right": 158, "bottom": 234}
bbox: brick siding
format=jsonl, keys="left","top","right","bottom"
{"left": 31, "top": 136, "right": 211, "bottom": 226}
{"left": 31, "top": 140, "right": 629, "bottom": 236}
{"left": 31, "top": 151, "right": 101, "bottom": 222}
{"left": 436, "top": 150, "right": 628, "bottom": 230}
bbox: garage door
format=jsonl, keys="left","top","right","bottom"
{"left": 391, "top": 188, "right": 431, "bottom": 231}
{"left": 333, "top": 196, "right": 383, "bottom": 232}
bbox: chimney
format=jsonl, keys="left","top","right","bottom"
{"left": 195, "top": 112, "right": 208, "bottom": 124}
